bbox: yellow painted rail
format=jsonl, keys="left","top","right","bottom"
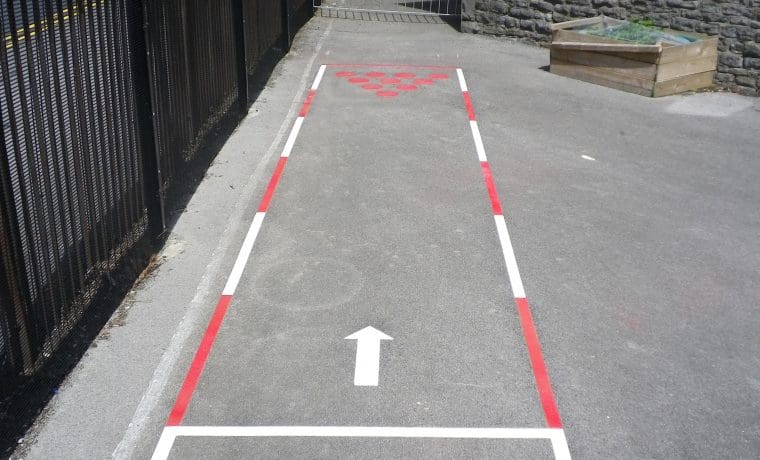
{"left": 3, "top": 0, "right": 107, "bottom": 49}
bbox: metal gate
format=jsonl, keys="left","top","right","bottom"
{"left": 314, "top": 0, "right": 461, "bottom": 19}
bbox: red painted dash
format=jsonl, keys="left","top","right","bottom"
{"left": 258, "top": 157, "right": 288, "bottom": 213}
{"left": 515, "top": 297, "right": 563, "bottom": 429}
{"left": 480, "top": 161, "right": 502, "bottom": 215}
{"left": 462, "top": 91, "right": 476, "bottom": 121}
{"left": 299, "top": 90, "right": 317, "bottom": 117}
{"left": 167, "top": 294, "right": 234, "bottom": 426}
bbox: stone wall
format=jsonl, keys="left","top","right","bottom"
{"left": 461, "top": 0, "right": 760, "bottom": 96}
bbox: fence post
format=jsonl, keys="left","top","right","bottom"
{"left": 0, "top": 232, "right": 30, "bottom": 378}
{"left": 131, "top": 0, "right": 166, "bottom": 240}
{"left": 0, "top": 115, "right": 33, "bottom": 377}
{"left": 232, "top": 0, "right": 249, "bottom": 110}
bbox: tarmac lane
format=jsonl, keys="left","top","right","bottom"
{"left": 156, "top": 65, "right": 564, "bottom": 458}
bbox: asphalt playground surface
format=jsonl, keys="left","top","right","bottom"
{"left": 19, "top": 15, "right": 760, "bottom": 460}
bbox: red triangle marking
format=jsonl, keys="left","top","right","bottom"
{"left": 334, "top": 70, "right": 450, "bottom": 99}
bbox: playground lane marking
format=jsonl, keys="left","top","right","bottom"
{"left": 151, "top": 426, "right": 570, "bottom": 460}
{"left": 162, "top": 65, "right": 327, "bottom": 428}
{"left": 457, "top": 69, "right": 566, "bottom": 434}
{"left": 152, "top": 64, "right": 571, "bottom": 460}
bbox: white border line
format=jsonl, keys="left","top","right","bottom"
{"left": 170, "top": 425, "right": 560, "bottom": 438}
{"left": 221, "top": 212, "right": 266, "bottom": 295}
{"left": 223, "top": 64, "right": 327, "bottom": 294}
{"left": 494, "top": 215, "right": 526, "bottom": 298}
{"left": 470, "top": 120, "right": 487, "bottom": 162}
{"left": 311, "top": 64, "right": 327, "bottom": 90}
{"left": 152, "top": 426, "right": 570, "bottom": 460}
{"left": 281, "top": 116, "right": 304, "bottom": 158}
{"left": 456, "top": 68, "right": 468, "bottom": 92}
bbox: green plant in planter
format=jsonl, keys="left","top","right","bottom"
{"left": 580, "top": 20, "right": 696, "bottom": 45}
{"left": 631, "top": 17, "right": 655, "bottom": 28}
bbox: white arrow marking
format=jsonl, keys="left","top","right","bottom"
{"left": 344, "top": 326, "right": 393, "bottom": 386}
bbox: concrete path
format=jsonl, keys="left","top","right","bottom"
{"left": 18, "top": 16, "right": 760, "bottom": 460}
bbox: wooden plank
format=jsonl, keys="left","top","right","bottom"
{"left": 550, "top": 59, "right": 654, "bottom": 96}
{"left": 656, "top": 53, "right": 718, "bottom": 82}
{"left": 596, "top": 50, "right": 661, "bottom": 64}
{"left": 550, "top": 16, "right": 606, "bottom": 31}
{"left": 551, "top": 41, "right": 663, "bottom": 53}
{"left": 551, "top": 31, "right": 661, "bottom": 63}
{"left": 659, "top": 37, "right": 719, "bottom": 64}
{"left": 551, "top": 48, "right": 657, "bottom": 80}
{"left": 653, "top": 71, "right": 715, "bottom": 97}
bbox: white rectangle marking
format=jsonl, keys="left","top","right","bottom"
{"left": 222, "top": 212, "right": 266, "bottom": 295}
{"left": 456, "top": 68, "right": 468, "bottom": 92}
{"left": 311, "top": 64, "right": 327, "bottom": 90}
{"left": 281, "top": 117, "right": 304, "bottom": 158}
{"left": 470, "top": 120, "right": 488, "bottom": 162}
{"left": 494, "top": 215, "right": 526, "bottom": 298}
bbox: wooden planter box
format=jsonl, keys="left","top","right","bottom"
{"left": 550, "top": 17, "right": 718, "bottom": 97}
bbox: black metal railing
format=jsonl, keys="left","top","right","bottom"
{"left": 0, "top": 0, "right": 309, "bottom": 451}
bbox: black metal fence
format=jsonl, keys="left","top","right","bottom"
{"left": 0, "top": 0, "right": 309, "bottom": 448}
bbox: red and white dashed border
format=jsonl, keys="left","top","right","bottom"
{"left": 457, "top": 68, "right": 565, "bottom": 432}
{"left": 161, "top": 65, "right": 326, "bottom": 429}
{"left": 151, "top": 65, "right": 570, "bottom": 460}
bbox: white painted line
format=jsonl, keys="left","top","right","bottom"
{"left": 345, "top": 326, "right": 393, "bottom": 386}
{"left": 175, "top": 425, "right": 561, "bottom": 439}
{"left": 581, "top": 155, "right": 596, "bottom": 161}
{"left": 470, "top": 120, "right": 488, "bottom": 162}
{"left": 281, "top": 116, "right": 304, "bottom": 158}
{"left": 311, "top": 64, "right": 327, "bottom": 90}
{"left": 494, "top": 215, "right": 526, "bottom": 299}
{"left": 550, "top": 428, "right": 572, "bottom": 460}
{"left": 456, "top": 68, "right": 468, "bottom": 92}
{"left": 151, "top": 426, "right": 570, "bottom": 460}
{"left": 150, "top": 428, "right": 178, "bottom": 460}
{"left": 221, "top": 212, "right": 266, "bottom": 295}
